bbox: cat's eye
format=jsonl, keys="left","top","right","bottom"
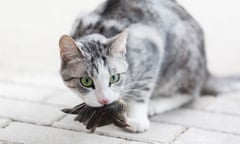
{"left": 80, "top": 77, "right": 94, "bottom": 88}
{"left": 110, "top": 74, "right": 120, "bottom": 85}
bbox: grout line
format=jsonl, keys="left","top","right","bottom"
{"left": 50, "top": 114, "right": 67, "bottom": 126}
{"left": 184, "top": 107, "right": 240, "bottom": 117}
{"left": 0, "top": 79, "right": 64, "bottom": 91}
{"left": 170, "top": 127, "right": 188, "bottom": 144}
{"left": 0, "top": 95, "right": 64, "bottom": 108}
{"left": 52, "top": 123, "right": 161, "bottom": 144}
{"left": 0, "top": 92, "right": 78, "bottom": 108}
{"left": 0, "top": 139, "right": 24, "bottom": 144}
{"left": 151, "top": 119, "right": 240, "bottom": 137}
{"left": 89, "top": 130, "right": 161, "bottom": 144}
{"left": 1, "top": 120, "right": 12, "bottom": 129}
{"left": 0, "top": 117, "right": 52, "bottom": 127}
{"left": 1, "top": 118, "right": 162, "bottom": 144}
{"left": 1, "top": 95, "right": 240, "bottom": 139}
{"left": 3, "top": 116, "right": 240, "bottom": 143}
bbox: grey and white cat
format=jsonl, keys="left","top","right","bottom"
{"left": 59, "top": 0, "right": 240, "bottom": 132}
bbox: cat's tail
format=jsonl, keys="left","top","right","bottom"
{"left": 201, "top": 74, "right": 240, "bottom": 95}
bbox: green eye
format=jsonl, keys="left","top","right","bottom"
{"left": 80, "top": 77, "right": 94, "bottom": 88}
{"left": 110, "top": 74, "right": 120, "bottom": 84}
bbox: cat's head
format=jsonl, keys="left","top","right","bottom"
{"left": 59, "top": 30, "right": 129, "bottom": 107}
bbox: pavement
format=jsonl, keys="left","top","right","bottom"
{"left": 0, "top": 0, "right": 240, "bottom": 144}
{"left": 0, "top": 72, "right": 240, "bottom": 144}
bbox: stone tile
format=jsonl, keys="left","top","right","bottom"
{"left": 175, "top": 128, "right": 240, "bottom": 144}
{"left": 0, "top": 140, "right": 22, "bottom": 144}
{"left": 0, "top": 140, "right": 21, "bottom": 144}
{"left": 44, "top": 90, "right": 82, "bottom": 107}
{"left": 54, "top": 115, "right": 184, "bottom": 143}
{"left": 0, "top": 82, "right": 55, "bottom": 102}
{"left": 152, "top": 108, "right": 240, "bottom": 134}
{"left": 0, "top": 98, "right": 64, "bottom": 125}
{"left": 206, "top": 92, "right": 240, "bottom": 115}
{"left": 0, "top": 72, "right": 65, "bottom": 89}
{"left": 184, "top": 96, "right": 216, "bottom": 110}
{"left": 0, "top": 122, "right": 128, "bottom": 144}
{"left": 52, "top": 115, "right": 92, "bottom": 131}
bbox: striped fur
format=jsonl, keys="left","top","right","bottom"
{"left": 59, "top": 0, "right": 208, "bottom": 132}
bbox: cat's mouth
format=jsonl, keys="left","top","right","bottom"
{"left": 62, "top": 99, "right": 128, "bottom": 132}
{"left": 86, "top": 99, "right": 119, "bottom": 108}
{"left": 98, "top": 99, "right": 110, "bottom": 105}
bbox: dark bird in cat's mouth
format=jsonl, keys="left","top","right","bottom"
{"left": 62, "top": 99, "right": 129, "bottom": 132}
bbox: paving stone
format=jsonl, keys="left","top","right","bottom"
{"left": 0, "top": 140, "right": 22, "bottom": 144}
{"left": 0, "top": 122, "right": 129, "bottom": 144}
{"left": 0, "top": 72, "right": 65, "bottom": 89}
{"left": 175, "top": 128, "right": 240, "bottom": 144}
{"left": 0, "top": 82, "right": 55, "bottom": 102}
{"left": 0, "top": 98, "right": 64, "bottom": 125}
{"left": 206, "top": 92, "right": 240, "bottom": 115}
{"left": 44, "top": 90, "right": 82, "bottom": 107}
{"left": 0, "top": 140, "right": 21, "bottom": 144}
{"left": 54, "top": 115, "right": 184, "bottom": 143}
{"left": 152, "top": 108, "right": 240, "bottom": 134}
{"left": 184, "top": 96, "right": 216, "bottom": 110}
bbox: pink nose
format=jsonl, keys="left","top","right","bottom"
{"left": 98, "top": 99, "right": 109, "bottom": 105}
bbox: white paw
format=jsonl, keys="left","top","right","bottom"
{"left": 125, "top": 117, "right": 150, "bottom": 133}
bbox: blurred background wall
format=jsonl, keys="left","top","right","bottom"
{"left": 0, "top": 0, "right": 239, "bottom": 78}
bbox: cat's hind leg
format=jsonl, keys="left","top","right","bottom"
{"left": 148, "top": 94, "right": 193, "bottom": 117}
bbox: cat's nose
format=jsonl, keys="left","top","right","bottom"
{"left": 98, "top": 99, "right": 109, "bottom": 105}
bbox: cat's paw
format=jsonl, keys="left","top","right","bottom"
{"left": 125, "top": 117, "right": 150, "bottom": 133}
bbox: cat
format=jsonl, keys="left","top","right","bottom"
{"left": 58, "top": 0, "right": 240, "bottom": 132}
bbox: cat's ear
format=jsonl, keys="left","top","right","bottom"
{"left": 59, "top": 35, "right": 83, "bottom": 61}
{"left": 108, "top": 29, "right": 129, "bottom": 57}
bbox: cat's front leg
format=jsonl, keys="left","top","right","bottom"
{"left": 125, "top": 101, "right": 150, "bottom": 132}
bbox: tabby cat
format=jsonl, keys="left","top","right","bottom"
{"left": 59, "top": 0, "right": 240, "bottom": 132}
